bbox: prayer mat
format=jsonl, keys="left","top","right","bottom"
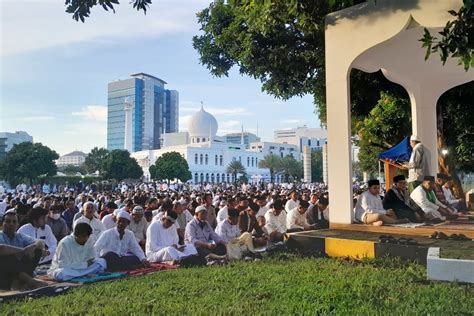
{"left": 384, "top": 223, "right": 427, "bottom": 228}
{"left": 69, "top": 272, "right": 126, "bottom": 284}
{"left": 126, "top": 263, "right": 177, "bottom": 277}
{"left": 0, "top": 283, "right": 76, "bottom": 302}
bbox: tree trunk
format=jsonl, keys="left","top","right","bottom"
{"left": 437, "top": 103, "right": 464, "bottom": 199}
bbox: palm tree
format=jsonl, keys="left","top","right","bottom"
{"left": 278, "top": 155, "right": 302, "bottom": 182}
{"left": 226, "top": 160, "right": 246, "bottom": 183}
{"left": 258, "top": 154, "right": 281, "bottom": 183}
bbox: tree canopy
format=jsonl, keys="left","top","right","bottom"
{"left": 258, "top": 154, "right": 281, "bottom": 182}
{"left": 101, "top": 149, "right": 143, "bottom": 181}
{"left": 84, "top": 147, "right": 109, "bottom": 174}
{"left": 0, "top": 142, "right": 59, "bottom": 185}
{"left": 149, "top": 152, "right": 192, "bottom": 183}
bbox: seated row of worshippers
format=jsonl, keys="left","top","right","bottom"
{"left": 0, "top": 193, "right": 329, "bottom": 290}
{"left": 354, "top": 173, "right": 465, "bottom": 226}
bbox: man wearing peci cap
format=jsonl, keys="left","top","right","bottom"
{"left": 410, "top": 175, "right": 458, "bottom": 221}
{"left": 94, "top": 210, "right": 149, "bottom": 271}
{"left": 403, "top": 135, "right": 431, "bottom": 192}
{"left": 184, "top": 205, "right": 227, "bottom": 261}
{"left": 354, "top": 179, "right": 409, "bottom": 226}
{"left": 383, "top": 175, "right": 425, "bottom": 223}
{"left": 128, "top": 206, "right": 148, "bottom": 248}
{"left": 146, "top": 210, "right": 197, "bottom": 263}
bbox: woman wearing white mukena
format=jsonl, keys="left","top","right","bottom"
{"left": 402, "top": 135, "right": 431, "bottom": 193}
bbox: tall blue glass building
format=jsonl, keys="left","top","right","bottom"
{"left": 107, "top": 73, "right": 179, "bottom": 152}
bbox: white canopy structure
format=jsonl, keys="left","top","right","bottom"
{"left": 325, "top": 0, "right": 473, "bottom": 224}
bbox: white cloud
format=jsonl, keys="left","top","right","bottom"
{"left": 179, "top": 115, "right": 192, "bottom": 131}
{"left": 0, "top": 0, "right": 210, "bottom": 56}
{"left": 72, "top": 105, "right": 107, "bottom": 122}
{"left": 180, "top": 103, "right": 253, "bottom": 116}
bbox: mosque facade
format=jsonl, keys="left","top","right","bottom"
{"left": 131, "top": 107, "right": 299, "bottom": 184}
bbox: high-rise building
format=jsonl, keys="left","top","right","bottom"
{"left": 0, "top": 131, "right": 33, "bottom": 159}
{"left": 107, "top": 73, "right": 179, "bottom": 152}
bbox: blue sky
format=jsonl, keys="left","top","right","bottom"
{"left": 0, "top": 0, "right": 320, "bottom": 155}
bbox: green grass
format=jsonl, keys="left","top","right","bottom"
{"left": 3, "top": 255, "right": 473, "bottom": 315}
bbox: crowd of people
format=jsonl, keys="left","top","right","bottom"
{"left": 0, "top": 182, "right": 330, "bottom": 291}
{"left": 0, "top": 135, "right": 470, "bottom": 292}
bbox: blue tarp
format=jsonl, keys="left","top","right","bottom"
{"left": 378, "top": 137, "right": 412, "bottom": 162}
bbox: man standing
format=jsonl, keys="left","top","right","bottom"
{"left": 403, "top": 135, "right": 430, "bottom": 192}
{"left": 94, "top": 211, "right": 149, "bottom": 271}
{"left": 411, "top": 176, "right": 458, "bottom": 221}
{"left": 0, "top": 211, "right": 48, "bottom": 290}
{"left": 355, "top": 180, "right": 409, "bottom": 226}
{"left": 48, "top": 223, "right": 107, "bottom": 281}
{"left": 18, "top": 207, "right": 57, "bottom": 263}
{"left": 146, "top": 210, "right": 197, "bottom": 263}
{"left": 383, "top": 175, "right": 424, "bottom": 223}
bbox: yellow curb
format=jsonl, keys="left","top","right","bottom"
{"left": 325, "top": 238, "right": 375, "bottom": 259}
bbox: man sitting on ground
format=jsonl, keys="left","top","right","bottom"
{"left": 239, "top": 203, "right": 263, "bottom": 236}
{"left": 128, "top": 206, "right": 148, "bottom": 248}
{"left": 287, "top": 200, "right": 312, "bottom": 232}
{"left": 442, "top": 180, "right": 467, "bottom": 213}
{"left": 184, "top": 206, "right": 227, "bottom": 261}
{"left": 355, "top": 179, "right": 409, "bottom": 226}
{"left": 74, "top": 201, "right": 105, "bottom": 242}
{"left": 94, "top": 211, "right": 149, "bottom": 271}
{"left": 383, "top": 175, "right": 424, "bottom": 223}
{"left": 216, "top": 208, "right": 241, "bottom": 243}
{"left": 434, "top": 174, "right": 459, "bottom": 213}
{"left": 265, "top": 199, "right": 287, "bottom": 242}
{"left": 48, "top": 223, "right": 107, "bottom": 281}
{"left": 18, "top": 207, "right": 57, "bottom": 263}
{"left": 146, "top": 210, "right": 197, "bottom": 263}
{"left": 46, "top": 205, "right": 69, "bottom": 241}
{"left": 0, "top": 211, "right": 48, "bottom": 290}
{"left": 410, "top": 176, "right": 458, "bottom": 221}
{"left": 306, "top": 196, "right": 329, "bottom": 229}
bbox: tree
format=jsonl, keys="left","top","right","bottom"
{"left": 421, "top": 0, "right": 473, "bottom": 71}
{"left": 101, "top": 149, "right": 143, "bottom": 181}
{"left": 277, "top": 155, "right": 302, "bottom": 182}
{"left": 356, "top": 92, "right": 412, "bottom": 174}
{"left": 311, "top": 150, "right": 323, "bottom": 182}
{"left": 65, "top": 0, "right": 152, "bottom": 22}
{"left": 258, "top": 154, "right": 281, "bottom": 183}
{"left": 149, "top": 152, "right": 192, "bottom": 183}
{"left": 0, "top": 142, "right": 59, "bottom": 185}
{"left": 226, "top": 160, "right": 246, "bottom": 183}
{"left": 84, "top": 147, "right": 109, "bottom": 174}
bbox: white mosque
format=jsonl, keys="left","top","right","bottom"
{"left": 131, "top": 106, "right": 299, "bottom": 184}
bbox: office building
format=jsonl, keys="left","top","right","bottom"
{"left": 0, "top": 131, "right": 33, "bottom": 159}
{"left": 107, "top": 73, "right": 179, "bottom": 152}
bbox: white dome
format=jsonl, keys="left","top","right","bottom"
{"left": 187, "top": 106, "right": 218, "bottom": 137}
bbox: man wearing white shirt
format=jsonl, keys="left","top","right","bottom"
{"left": 73, "top": 202, "right": 106, "bottom": 243}
{"left": 216, "top": 200, "right": 229, "bottom": 223}
{"left": 265, "top": 199, "right": 287, "bottom": 242}
{"left": 146, "top": 210, "right": 197, "bottom": 262}
{"left": 410, "top": 176, "right": 457, "bottom": 221}
{"left": 48, "top": 223, "right": 107, "bottom": 281}
{"left": 128, "top": 206, "right": 148, "bottom": 247}
{"left": 94, "top": 211, "right": 149, "bottom": 271}
{"left": 216, "top": 208, "right": 241, "bottom": 243}
{"left": 17, "top": 207, "right": 57, "bottom": 264}
{"left": 354, "top": 180, "right": 408, "bottom": 226}
{"left": 256, "top": 195, "right": 269, "bottom": 218}
{"left": 287, "top": 200, "right": 311, "bottom": 231}
{"left": 285, "top": 191, "right": 299, "bottom": 213}
{"left": 101, "top": 209, "right": 119, "bottom": 230}
{"left": 442, "top": 181, "right": 467, "bottom": 212}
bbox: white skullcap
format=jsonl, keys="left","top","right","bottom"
{"left": 117, "top": 210, "right": 131, "bottom": 221}
{"left": 195, "top": 205, "right": 207, "bottom": 213}
{"left": 410, "top": 135, "right": 420, "bottom": 142}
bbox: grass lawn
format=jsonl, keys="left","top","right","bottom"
{"left": 3, "top": 255, "right": 473, "bottom": 315}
